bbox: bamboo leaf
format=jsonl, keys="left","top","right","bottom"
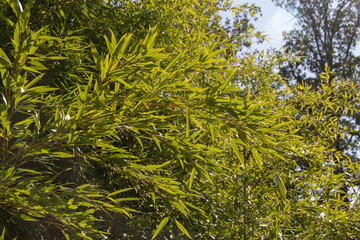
{"left": 231, "top": 141, "right": 244, "bottom": 167}
{"left": 104, "top": 34, "right": 113, "bottom": 53}
{"left": 195, "top": 163, "right": 213, "bottom": 185}
{"left": 251, "top": 148, "right": 262, "bottom": 170}
{"left": 50, "top": 152, "right": 73, "bottom": 158}
{"left": 76, "top": 184, "right": 90, "bottom": 190}
{"left": 61, "top": 230, "right": 71, "bottom": 240}
{"left": 19, "top": 214, "right": 38, "bottom": 222}
{"left": 146, "top": 30, "right": 158, "bottom": 50}
{"left": 26, "top": 86, "right": 58, "bottom": 93}
{"left": 153, "top": 136, "right": 162, "bottom": 152}
{"left": 0, "top": 48, "right": 11, "bottom": 65}
{"left": 110, "top": 29, "right": 116, "bottom": 50}
{"left": 116, "top": 197, "right": 140, "bottom": 202}
{"left": 142, "top": 161, "right": 170, "bottom": 171}
{"left": 220, "top": 68, "right": 237, "bottom": 93}
{"left": 175, "top": 220, "right": 192, "bottom": 239}
{"left": 203, "top": 48, "right": 223, "bottom": 62}
{"left": 108, "top": 188, "right": 134, "bottom": 197}
{"left": 165, "top": 51, "right": 186, "bottom": 71}
{"left": 188, "top": 167, "right": 196, "bottom": 189}
{"left": 113, "top": 34, "right": 130, "bottom": 59}
{"left": 151, "top": 217, "right": 169, "bottom": 240}
{"left": 275, "top": 174, "right": 287, "bottom": 201}
{"left": 246, "top": 84, "right": 251, "bottom": 101}
{"left": 186, "top": 110, "right": 190, "bottom": 138}
{"left": 0, "top": 228, "right": 4, "bottom": 240}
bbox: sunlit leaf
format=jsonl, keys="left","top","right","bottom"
{"left": 151, "top": 217, "right": 169, "bottom": 240}
{"left": 275, "top": 174, "right": 287, "bottom": 202}
{"left": 175, "top": 220, "right": 192, "bottom": 239}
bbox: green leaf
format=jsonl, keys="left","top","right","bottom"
{"left": 191, "top": 0, "right": 200, "bottom": 7}
{"left": 246, "top": 84, "right": 251, "bottom": 101}
{"left": 19, "top": 214, "right": 38, "bottom": 222}
{"left": 186, "top": 110, "right": 190, "bottom": 138}
{"left": 0, "top": 48, "right": 11, "bottom": 65}
{"left": 251, "top": 148, "right": 262, "bottom": 170}
{"left": 116, "top": 197, "right": 140, "bottom": 202}
{"left": 184, "top": 202, "right": 206, "bottom": 216}
{"left": 203, "top": 47, "right": 223, "bottom": 62}
{"left": 195, "top": 163, "right": 213, "bottom": 185}
{"left": 151, "top": 217, "right": 169, "bottom": 240}
{"left": 0, "top": 228, "right": 4, "bottom": 240}
{"left": 38, "top": 35, "right": 62, "bottom": 41}
{"left": 275, "top": 174, "right": 287, "bottom": 201}
{"left": 142, "top": 161, "right": 170, "bottom": 171}
{"left": 108, "top": 188, "right": 134, "bottom": 197}
{"left": 61, "top": 230, "right": 71, "bottom": 240}
{"left": 3, "top": 16, "right": 14, "bottom": 27}
{"left": 188, "top": 167, "right": 196, "bottom": 189}
{"left": 19, "top": 2, "right": 31, "bottom": 32}
{"left": 76, "top": 184, "right": 90, "bottom": 190}
{"left": 90, "top": 41, "right": 100, "bottom": 64}
{"left": 50, "top": 152, "right": 73, "bottom": 158}
{"left": 5, "top": 167, "right": 15, "bottom": 179}
{"left": 172, "top": 200, "right": 189, "bottom": 215}
{"left": 220, "top": 68, "right": 237, "bottom": 93}
{"left": 153, "top": 136, "right": 162, "bottom": 152}
{"left": 104, "top": 34, "right": 113, "bottom": 53}
{"left": 165, "top": 51, "right": 186, "bottom": 71}
{"left": 113, "top": 33, "right": 132, "bottom": 59}
{"left": 144, "top": 27, "right": 158, "bottom": 50}
{"left": 26, "top": 86, "right": 58, "bottom": 93}
{"left": 22, "top": 66, "right": 41, "bottom": 74}
{"left": 175, "top": 220, "right": 192, "bottom": 239}
{"left": 230, "top": 141, "right": 244, "bottom": 167}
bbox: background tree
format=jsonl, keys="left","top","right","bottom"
{"left": 271, "top": 0, "right": 360, "bottom": 208}
{"left": 272, "top": 0, "right": 360, "bottom": 87}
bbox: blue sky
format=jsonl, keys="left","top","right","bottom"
{"left": 236, "top": 0, "right": 296, "bottom": 50}
{"left": 236, "top": 1, "right": 360, "bottom": 54}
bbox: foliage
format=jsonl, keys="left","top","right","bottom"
{"left": 0, "top": 0, "right": 360, "bottom": 239}
{"left": 272, "top": 0, "right": 360, "bottom": 211}
{"left": 272, "top": 0, "right": 360, "bottom": 87}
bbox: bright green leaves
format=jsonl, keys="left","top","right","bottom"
{"left": 0, "top": 228, "right": 4, "bottom": 240}
{"left": 92, "top": 27, "right": 167, "bottom": 87}
{"left": 143, "top": 26, "right": 158, "bottom": 51}
{"left": 19, "top": 214, "right": 38, "bottom": 222}
{"left": 0, "top": 165, "right": 136, "bottom": 238}
{"left": 107, "top": 187, "right": 134, "bottom": 197}
{"left": 103, "top": 29, "right": 133, "bottom": 63}
{"left": 175, "top": 220, "right": 192, "bottom": 239}
{"left": 251, "top": 148, "right": 262, "bottom": 170}
{"left": 49, "top": 151, "right": 73, "bottom": 158}
{"left": 219, "top": 67, "right": 238, "bottom": 94}
{"left": 151, "top": 217, "right": 192, "bottom": 239}
{"left": 0, "top": 48, "right": 11, "bottom": 69}
{"left": 2, "top": 0, "right": 355, "bottom": 239}
{"left": 151, "top": 217, "right": 169, "bottom": 240}
{"left": 186, "top": 110, "right": 190, "bottom": 138}
{"left": 114, "top": 33, "right": 132, "bottom": 59}
{"left": 275, "top": 174, "right": 287, "bottom": 202}
{"left": 231, "top": 140, "right": 245, "bottom": 167}
{"left": 188, "top": 167, "right": 196, "bottom": 189}
{"left": 0, "top": 3, "right": 64, "bottom": 166}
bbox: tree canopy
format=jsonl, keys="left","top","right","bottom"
{"left": 272, "top": 0, "right": 360, "bottom": 209}
{"left": 0, "top": 0, "right": 360, "bottom": 239}
{"left": 272, "top": 0, "right": 360, "bottom": 87}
